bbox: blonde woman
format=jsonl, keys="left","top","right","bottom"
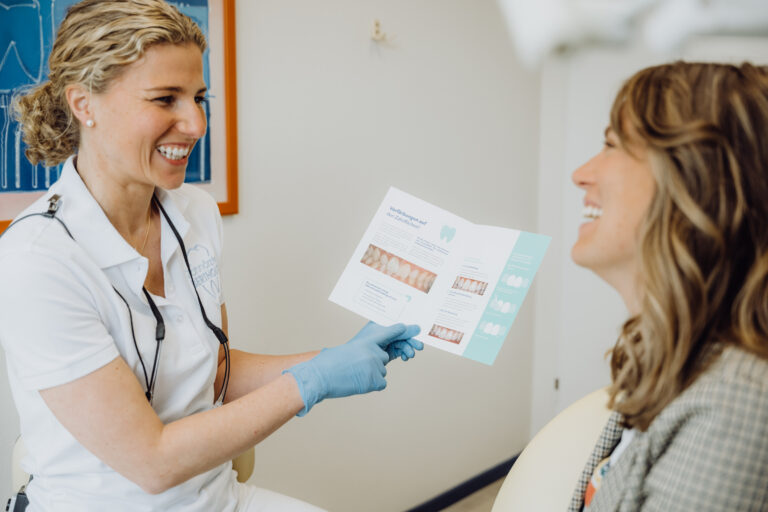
{"left": 569, "top": 62, "right": 768, "bottom": 511}
{"left": 0, "top": 1, "right": 421, "bottom": 510}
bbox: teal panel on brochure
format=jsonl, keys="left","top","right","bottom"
{"left": 462, "top": 231, "right": 551, "bottom": 365}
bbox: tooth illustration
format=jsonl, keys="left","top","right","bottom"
{"left": 0, "top": 3, "right": 43, "bottom": 90}
{"left": 440, "top": 225, "right": 457, "bottom": 243}
{"left": 1, "top": 2, "right": 44, "bottom": 193}
{"left": 386, "top": 257, "right": 399, "bottom": 275}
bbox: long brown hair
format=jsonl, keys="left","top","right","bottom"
{"left": 607, "top": 62, "right": 768, "bottom": 430}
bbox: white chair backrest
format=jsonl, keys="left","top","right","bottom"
{"left": 12, "top": 436, "right": 30, "bottom": 492}
{"left": 491, "top": 388, "right": 612, "bottom": 512}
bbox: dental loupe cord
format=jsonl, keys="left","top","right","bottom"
{"left": 153, "top": 196, "right": 230, "bottom": 406}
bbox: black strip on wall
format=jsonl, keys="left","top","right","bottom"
{"left": 405, "top": 454, "right": 519, "bottom": 512}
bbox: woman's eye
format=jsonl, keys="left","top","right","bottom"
{"left": 153, "top": 96, "right": 175, "bottom": 105}
{"left": 603, "top": 139, "right": 615, "bottom": 149}
{"left": 195, "top": 96, "right": 209, "bottom": 105}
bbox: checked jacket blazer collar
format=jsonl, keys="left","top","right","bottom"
{"left": 568, "top": 411, "right": 624, "bottom": 512}
{"left": 565, "top": 346, "right": 768, "bottom": 512}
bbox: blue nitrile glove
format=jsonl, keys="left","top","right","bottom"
{"left": 284, "top": 322, "right": 422, "bottom": 416}
{"left": 384, "top": 329, "right": 423, "bottom": 362}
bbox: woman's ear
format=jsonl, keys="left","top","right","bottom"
{"left": 65, "top": 84, "right": 93, "bottom": 127}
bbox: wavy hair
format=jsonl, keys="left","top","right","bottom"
{"left": 13, "top": 0, "right": 206, "bottom": 167}
{"left": 607, "top": 62, "right": 768, "bottom": 430}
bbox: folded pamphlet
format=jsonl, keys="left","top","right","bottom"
{"left": 330, "top": 187, "right": 550, "bottom": 365}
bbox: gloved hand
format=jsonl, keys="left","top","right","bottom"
{"left": 284, "top": 322, "right": 422, "bottom": 416}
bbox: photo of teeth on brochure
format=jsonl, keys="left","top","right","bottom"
{"left": 329, "top": 187, "right": 550, "bottom": 365}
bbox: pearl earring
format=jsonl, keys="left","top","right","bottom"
{"left": 86, "top": 119, "right": 94, "bottom": 128}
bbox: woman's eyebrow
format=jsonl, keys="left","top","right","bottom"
{"left": 144, "top": 86, "right": 208, "bottom": 94}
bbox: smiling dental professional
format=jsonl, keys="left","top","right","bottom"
{"left": 0, "top": 1, "right": 421, "bottom": 511}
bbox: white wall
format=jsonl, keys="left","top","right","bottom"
{"left": 220, "top": 1, "right": 540, "bottom": 510}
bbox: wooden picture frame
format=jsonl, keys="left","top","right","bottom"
{"left": 0, "top": 0, "right": 238, "bottom": 232}
{"left": 219, "top": 0, "right": 239, "bottom": 216}
{"left": 196, "top": 0, "right": 240, "bottom": 217}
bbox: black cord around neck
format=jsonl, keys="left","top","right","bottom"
{"left": 153, "top": 195, "right": 230, "bottom": 404}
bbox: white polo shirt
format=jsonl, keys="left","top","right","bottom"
{"left": 0, "top": 156, "right": 240, "bottom": 511}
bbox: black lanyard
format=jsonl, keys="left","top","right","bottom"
{"left": 1, "top": 194, "right": 230, "bottom": 406}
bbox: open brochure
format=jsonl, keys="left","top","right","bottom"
{"left": 329, "top": 187, "right": 550, "bottom": 365}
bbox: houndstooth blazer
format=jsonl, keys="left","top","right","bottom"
{"left": 568, "top": 346, "right": 768, "bottom": 512}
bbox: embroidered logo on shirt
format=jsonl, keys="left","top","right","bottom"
{"left": 187, "top": 244, "right": 221, "bottom": 301}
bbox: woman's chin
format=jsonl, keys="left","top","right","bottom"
{"left": 570, "top": 242, "right": 589, "bottom": 268}
{"left": 152, "top": 173, "right": 187, "bottom": 191}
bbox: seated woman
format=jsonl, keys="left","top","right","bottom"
{"left": 567, "top": 62, "right": 768, "bottom": 511}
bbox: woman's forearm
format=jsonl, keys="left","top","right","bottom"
{"left": 154, "top": 372, "right": 303, "bottom": 493}
{"left": 41, "top": 358, "right": 304, "bottom": 495}
{"left": 214, "top": 349, "right": 320, "bottom": 403}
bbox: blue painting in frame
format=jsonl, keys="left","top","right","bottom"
{"left": 0, "top": 0, "right": 212, "bottom": 196}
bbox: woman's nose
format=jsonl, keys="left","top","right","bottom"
{"left": 178, "top": 101, "right": 207, "bottom": 139}
{"left": 572, "top": 155, "right": 597, "bottom": 189}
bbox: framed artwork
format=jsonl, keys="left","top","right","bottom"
{"left": 0, "top": 0, "right": 238, "bottom": 232}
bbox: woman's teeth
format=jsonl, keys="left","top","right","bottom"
{"left": 157, "top": 145, "right": 190, "bottom": 160}
{"left": 583, "top": 205, "right": 603, "bottom": 219}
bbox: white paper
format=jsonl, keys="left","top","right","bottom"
{"left": 330, "top": 187, "right": 550, "bottom": 365}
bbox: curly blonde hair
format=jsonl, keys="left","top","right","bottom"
{"left": 607, "top": 62, "right": 768, "bottom": 430}
{"left": 13, "top": 0, "right": 206, "bottom": 167}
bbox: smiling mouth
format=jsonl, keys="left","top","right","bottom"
{"left": 157, "top": 144, "right": 191, "bottom": 161}
{"left": 582, "top": 205, "right": 603, "bottom": 220}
